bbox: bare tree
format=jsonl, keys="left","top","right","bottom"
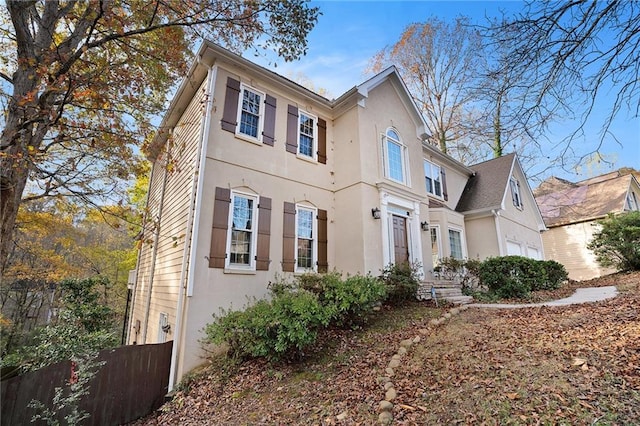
{"left": 368, "top": 17, "right": 486, "bottom": 159}
{"left": 489, "top": 0, "right": 639, "bottom": 169}
{"left": 0, "top": 0, "right": 320, "bottom": 271}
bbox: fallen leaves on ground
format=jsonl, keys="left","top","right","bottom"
{"left": 132, "top": 272, "right": 639, "bottom": 425}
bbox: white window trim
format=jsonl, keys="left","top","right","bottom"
{"left": 297, "top": 110, "right": 317, "bottom": 161}
{"left": 295, "top": 204, "right": 318, "bottom": 273}
{"left": 424, "top": 159, "right": 443, "bottom": 199}
{"left": 382, "top": 128, "right": 409, "bottom": 186}
{"left": 235, "top": 83, "right": 265, "bottom": 144}
{"left": 510, "top": 177, "right": 523, "bottom": 210}
{"left": 225, "top": 190, "right": 259, "bottom": 271}
{"left": 447, "top": 226, "right": 467, "bottom": 260}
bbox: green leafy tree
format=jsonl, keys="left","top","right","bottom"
{"left": 2, "top": 276, "right": 118, "bottom": 371}
{"left": 0, "top": 0, "right": 320, "bottom": 271}
{"left": 588, "top": 212, "right": 640, "bottom": 272}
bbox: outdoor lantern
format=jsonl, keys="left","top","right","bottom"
{"left": 421, "top": 221, "right": 429, "bottom": 231}
{"left": 371, "top": 207, "right": 381, "bottom": 219}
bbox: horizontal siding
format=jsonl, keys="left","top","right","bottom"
{"left": 130, "top": 78, "right": 207, "bottom": 344}
{"left": 542, "top": 222, "right": 615, "bottom": 281}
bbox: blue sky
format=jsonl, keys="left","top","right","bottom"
{"left": 246, "top": 0, "right": 639, "bottom": 184}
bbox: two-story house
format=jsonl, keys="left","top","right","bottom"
{"left": 127, "top": 41, "right": 545, "bottom": 389}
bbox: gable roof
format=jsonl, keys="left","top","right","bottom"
{"left": 534, "top": 171, "right": 636, "bottom": 227}
{"left": 456, "top": 153, "right": 516, "bottom": 213}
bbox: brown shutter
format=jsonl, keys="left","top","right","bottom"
{"left": 221, "top": 77, "right": 240, "bottom": 132}
{"left": 209, "top": 187, "right": 231, "bottom": 268}
{"left": 317, "top": 118, "right": 327, "bottom": 164}
{"left": 256, "top": 196, "right": 271, "bottom": 271}
{"left": 282, "top": 202, "right": 296, "bottom": 272}
{"left": 262, "top": 94, "right": 276, "bottom": 146}
{"left": 317, "top": 209, "right": 328, "bottom": 273}
{"left": 441, "top": 168, "right": 448, "bottom": 201}
{"left": 285, "top": 105, "right": 299, "bottom": 154}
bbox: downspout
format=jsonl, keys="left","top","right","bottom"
{"left": 168, "top": 64, "right": 217, "bottom": 392}
{"left": 126, "top": 166, "right": 155, "bottom": 344}
{"left": 141, "top": 138, "right": 172, "bottom": 344}
{"left": 492, "top": 209, "right": 505, "bottom": 256}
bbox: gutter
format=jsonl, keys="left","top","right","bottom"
{"left": 492, "top": 209, "right": 505, "bottom": 256}
{"left": 168, "top": 64, "right": 217, "bottom": 392}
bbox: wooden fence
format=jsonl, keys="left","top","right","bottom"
{"left": 1, "top": 341, "right": 172, "bottom": 426}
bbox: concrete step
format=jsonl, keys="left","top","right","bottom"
{"left": 434, "top": 288, "right": 464, "bottom": 297}
{"left": 440, "top": 295, "right": 474, "bottom": 305}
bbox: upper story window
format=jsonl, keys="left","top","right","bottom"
{"left": 296, "top": 205, "right": 317, "bottom": 272}
{"left": 510, "top": 177, "right": 523, "bottom": 209}
{"left": 238, "top": 85, "right": 264, "bottom": 140}
{"left": 626, "top": 191, "right": 639, "bottom": 211}
{"left": 228, "top": 192, "right": 258, "bottom": 268}
{"left": 298, "top": 111, "right": 317, "bottom": 159}
{"left": 383, "top": 128, "right": 407, "bottom": 184}
{"left": 424, "top": 160, "right": 443, "bottom": 198}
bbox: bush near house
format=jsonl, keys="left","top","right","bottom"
{"left": 478, "top": 256, "right": 568, "bottom": 298}
{"left": 588, "top": 211, "right": 640, "bottom": 272}
{"left": 204, "top": 272, "right": 387, "bottom": 362}
{"left": 379, "top": 262, "right": 421, "bottom": 305}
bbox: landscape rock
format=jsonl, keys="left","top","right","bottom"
{"left": 378, "top": 400, "right": 393, "bottom": 412}
{"left": 385, "top": 387, "right": 397, "bottom": 401}
{"left": 378, "top": 411, "right": 393, "bottom": 424}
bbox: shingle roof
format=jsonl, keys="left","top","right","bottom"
{"left": 534, "top": 172, "right": 632, "bottom": 227}
{"left": 456, "top": 153, "right": 516, "bottom": 213}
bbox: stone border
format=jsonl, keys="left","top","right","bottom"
{"left": 376, "top": 304, "right": 470, "bottom": 424}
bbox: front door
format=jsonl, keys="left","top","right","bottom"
{"left": 392, "top": 215, "right": 409, "bottom": 264}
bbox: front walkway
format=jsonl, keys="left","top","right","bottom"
{"left": 468, "top": 286, "right": 618, "bottom": 309}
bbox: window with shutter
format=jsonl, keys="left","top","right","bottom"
{"left": 221, "top": 77, "right": 275, "bottom": 147}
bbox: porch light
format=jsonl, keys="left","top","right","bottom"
{"left": 421, "top": 221, "right": 429, "bottom": 231}
{"left": 371, "top": 207, "right": 381, "bottom": 219}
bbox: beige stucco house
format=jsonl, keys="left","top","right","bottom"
{"left": 534, "top": 171, "right": 640, "bottom": 280}
{"left": 127, "top": 41, "right": 545, "bottom": 388}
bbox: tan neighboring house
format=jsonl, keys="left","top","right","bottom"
{"left": 127, "top": 41, "right": 544, "bottom": 389}
{"left": 534, "top": 171, "right": 640, "bottom": 280}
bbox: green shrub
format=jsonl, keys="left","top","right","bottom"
{"left": 437, "top": 257, "right": 482, "bottom": 293}
{"left": 380, "top": 262, "right": 421, "bottom": 305}
{"left": 536, "top": 260, "right": 568, "bottom": 291}
{"left": 295, "top": 272, "right": 387, "bottom": 328}
{"left": 204, "top": 289, "right": 329, "bottom": 361}
{"left": 479, "top": 256, "right": 538, "bottom": 299}
{"left": 587, "top": 211, "right": 640, "bottom": 272}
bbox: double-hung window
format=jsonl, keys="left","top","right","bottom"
{"left": 228, "top": 192, "right": 258, "bottom": 268}
{"left": 424, "top": 160, "right": 443, "bottom": 197}
{"left": 296, "top": 206, "right": 317, "bottom": 272}
{"left": 298, "top": 111, "right": 316, "bottom": 159}
{"left": 238, "top": 85, "right": 264, "bottom": 140}
{"left": 383, "top": 129, "right": 407, "bottom": 184}
{"left": 448, "top": 229, "right": 464, "bottom": 260}
{"left": 510, "top": 177, "right": 523, "bottom": 209}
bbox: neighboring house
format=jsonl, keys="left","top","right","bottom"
{"left": 127, "top": 41, "right": 544, "bottom": 388}
{"left": 534, "top": 171, "right": 640, "bottom": 280}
